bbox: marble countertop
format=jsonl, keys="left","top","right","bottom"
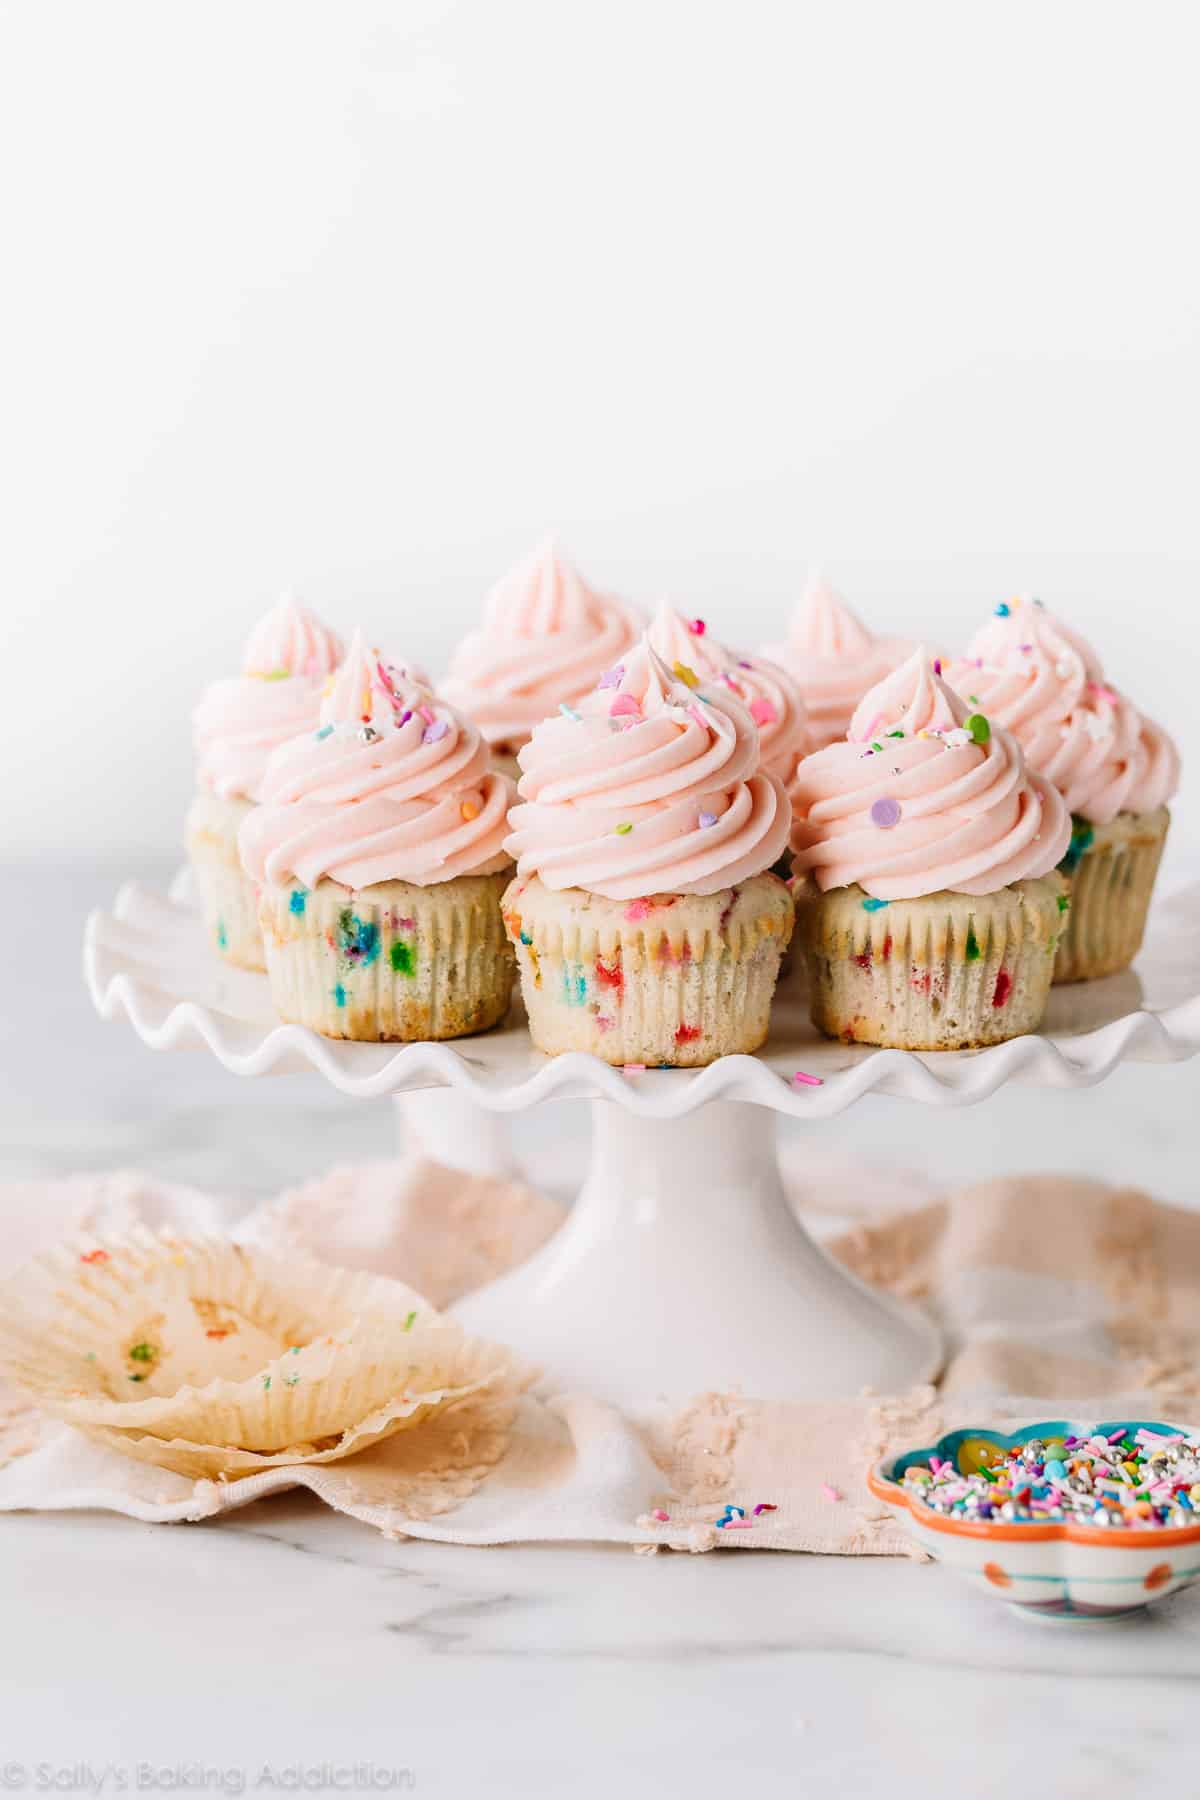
{"left": 3, "top": 859, "right": 1199, "bottom": 1793}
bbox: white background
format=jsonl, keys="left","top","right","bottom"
{"left": 2, "top": 0, "right": 1197, "bottom": 863}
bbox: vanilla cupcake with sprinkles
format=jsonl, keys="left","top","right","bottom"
{"left": 187, "top": 596, "right": 344, "bottom": 969}
{"left": 238, "top": 631, "right": 516, "bottom": 1041}
{"left": 789, "top": 648, "right": 1071, "bottom": 1049}
{"left": 501, "top": 636, "right": 794, "bottom": 1067}
{"left": 951, "top": 597, "right": 1180, "bottom": 983}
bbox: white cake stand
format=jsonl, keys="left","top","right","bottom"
{"left": 85, "top": 874, "right": 1200, "bottom": 1408}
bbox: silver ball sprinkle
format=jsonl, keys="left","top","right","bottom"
{"left": 357, "top": 724, "right": 381, "bottom": 744}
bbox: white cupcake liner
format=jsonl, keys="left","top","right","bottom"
{"left": 0, "top": 1228, "right": 522, "bottom": 1479}
{"left": 185, "top": 788, "right": 264, "bottom": 970}
{"left": 257, "top": 873, "right": 515, "bottom": 1042}
{"left": 1054, "top": 806, "right": 1169, "bottom": 984}
{"left": 794, "top": 874, "right": 1066, "bottom": 1050}
{"left": 501, "top": 873, "right": 794, "bottom": 1066}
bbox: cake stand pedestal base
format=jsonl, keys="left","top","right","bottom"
{"left": 445, "top": 1097, "right": 943, "bottom": 1408}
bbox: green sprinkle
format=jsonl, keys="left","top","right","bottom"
{"left": 968, "top": 693, "right": 980, "bottom": 706}
{"left": 261, "top": 668, "right": 291, "bottom": 682}
{"left": 965, "top": 713, "right": 991, "bottom": 746}
{"left": 886, "top": 729, "right": 905, "bottom": 739}
{"left": 128, "top": 1342, "right": 155, "bottom": 1363}
{"left": 128, "top": 1373, "right": 146, "bottom": 1383}
{"left": 519, "top": 931, "right": 533, "bottom": 947}
{"left": 965, "top": 926, "right": 981, "bottom": 962}
{"left": 614, "top": 822, "right": 633, "bottom": 835}
{"left": 870, "top": 741, "right": 883, "bottom": 753}
{"left": 263, "top": 1375, "right": 272, "bottom": 1391}
{"left": 1060, "top": 816, "right": 1095, "bottom": 875}
{"left": 216, "top": 920, "right": 228, "bottom": 950}
{"left": 390, "top": 940, "right": 416, "bottom": 976}
{"left": 1057, "top": 893, "right": 1070, "bottom": 913}
{"left": 403, "top": 1310, "right": 417, "bottom": 1332}
{"left": 284, "top": 1374, "right": 300, "bottom": 1388}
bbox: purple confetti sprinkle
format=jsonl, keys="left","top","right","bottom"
{"left": 597, "top": 665, "right": 624, "bottom": 689}
{"left": 698, "top": 810, "right": 718, "bottom": 829}
{"left": 423, "top": 720, "right": 449, "bottom": 745}
{"left": 870, "top": 796, "right": 902, "bottom": 829}
{"left": 397, "top": 709, "right": 413, "bottom": 727}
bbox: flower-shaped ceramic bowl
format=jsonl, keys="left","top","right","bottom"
{"left": 869, "top": 1419, "right": 1200, "bottom": 1620}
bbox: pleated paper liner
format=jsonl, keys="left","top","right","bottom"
{"left": 184, "top": 788, "right": 265, "bottom": 970}
{"left": 257, "top": 871, "right": 515, "bottom": 1041}
{"left": 1054, "top": 805, "right": 1169, "bottom": 984}
{"left": 793, "top": 873, "right": 1066, "bottom": 1049}
{"left": 501, "top": 871, "right": 795, "bottom": 1065}
{"left": 0, "top": 1228, "right": 523, "bottom": 1478}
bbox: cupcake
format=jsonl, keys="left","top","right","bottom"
{"left": 789, "top": 649, "right": 1071, "bottom": 1049}
{"left": 187, "top": 597, "right": 344, "bottom": 969}
{"left": 645, "top": 600, "right": 809, "bottom": 784}
{"left": 501, "top": 638, "right": 794, "bottom": 1066}
{"left": 951, "top": 598, "right": 1180, "bottom": 983}
{"left": 238, "top": 631, "right": 516, "bottom": 1041}
{"left": 761, "top": 569, "right": 914, "bottom": 751}
{"left": 441, "top": 537, "right": 642, "bottom": 777}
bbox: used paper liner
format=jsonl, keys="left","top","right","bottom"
{"left": 257, "top": 872, "right": 515, "bottom": 1042}
{"left": 1054, "top": 805, "right": 1169, "bottom": 985}
{"left": 185, "top": 788, "right": 265, "bottom": 971}
{"left": 501, "top": 872, "right": 795, "bottom": 1066}
{"left": 0, "top": 1228, "right": 522, "bottom": 1479}
{"left": 793, "top": 874, "right": 1066, "bottom": 1050}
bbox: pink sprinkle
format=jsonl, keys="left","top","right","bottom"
{"left": 688, "top": 703, "right": 708, "bottom": 730}
{"left": 624, "top": 899, "right": 651, "bottom": 922}
{"left": 610, "top": 693, "right": 641, "bottom": 718}
{"left": 749, "top": 697, "right": 777, "bottom": 727}
{"left": 418, "top": 704, "right": 435, "bottom": 724}
{"left": 820, "top": 1483, "right": 843, "bottom": 1503}
{"left": 792, "top": 1070, "right": 823, "bottom": 1087}
{"left": 753, "top": 1503, "right": 777, "bottom": 1516}
{"left": 623, "top": 1063, "right": 647, "bottom": 1074}
{"left": 689, "top": 618, "right": 706, "bottom": 635}
{"left": 933, "top": 659, "right": 942, "bottom": 675}
{"left": 651, "top": 1507, "right": 670, "bottom": 1522}
{"left": 720, "top": 1519, "right": 754, "bottom": 1530}
{"left": 1089, "top": 682, "right": 1119, "bottom": 704}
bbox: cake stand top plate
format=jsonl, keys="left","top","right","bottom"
{"left": 84, "top": 875, "right": 1200, "bottom": 1118}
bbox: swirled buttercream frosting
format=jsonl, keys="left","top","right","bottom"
{"left": 503, "top": 637, "right": 791, "bottom": 900}
{"left": 789, "top": 648, "right": 1071, "bottom": 900}
{"left": 441, "top": 538, "right": 642, "bottom": 748}
{"left": 949, "top": 597, "right": 1179, "bottom": 825}
{"left": 761, "top": 571, "right": 913, "bottom": 750}
{"left": 194, "top": 597, "right": 345, "bottom": 803}
{"left": 645, "top": 601, "right": 809, "bottom": 781}
{"left": 238, "top": 631, "right": 514, "bottom": 890}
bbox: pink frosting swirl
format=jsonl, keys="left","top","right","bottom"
{"left": 789, "top": 649, "right": 1071, "bottom": 900}
{"left": 238, "top": 631, "right": 514, "bottom": 890}
{"left": 194, "top": 598, "right": 345, "bottom": 803}
{"left": 950, "top": 597, "right": 1180, "bottom": 825}
{"left": 503, "top": 638, "right": 791, "bottom": 900}
{"left": 645, "top": 601, "right": 809, "bottom": 782}
{"left": 441, "top": 539, "right": 642, "bottom": 748}
{"left": 761, "top": 571, "right": 914, "bottom": 750}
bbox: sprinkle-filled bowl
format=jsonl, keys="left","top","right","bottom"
{"left": 869, "top": 1420, "right": 1200, "bottom": 1620}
